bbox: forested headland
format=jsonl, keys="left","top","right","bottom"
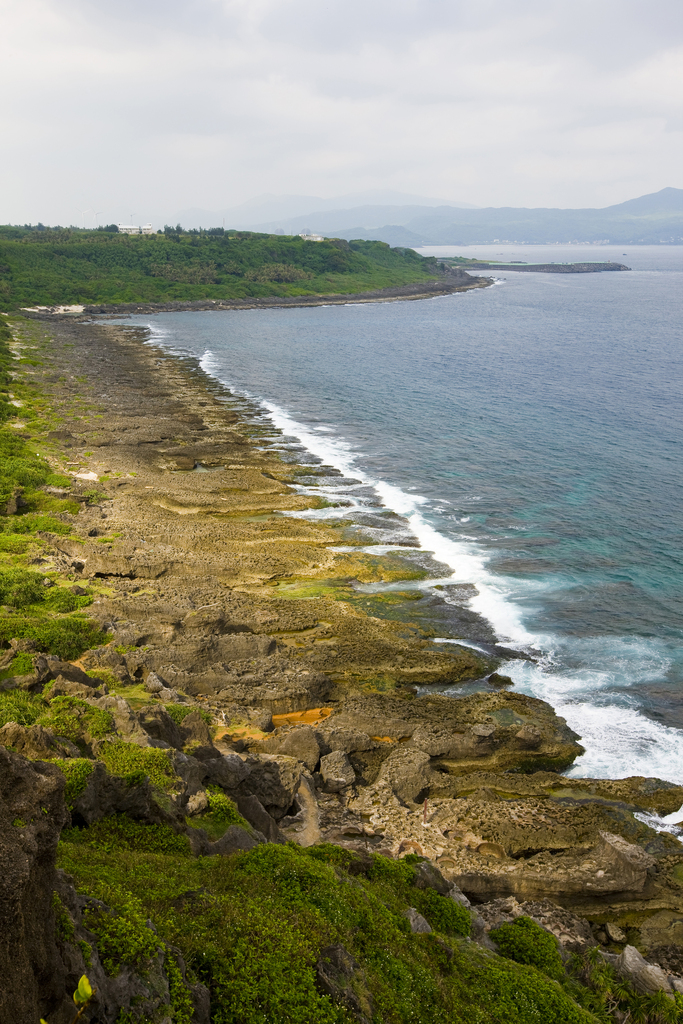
{"left": 0, "top": 225, "right": 449, "bottom": 310}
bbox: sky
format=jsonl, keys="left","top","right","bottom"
{"left": 1, "top": 0, "right": 682, "bottom": 226}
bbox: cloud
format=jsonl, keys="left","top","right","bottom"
{"left": 1, "top": 0, "right": 682, "bottom": 224}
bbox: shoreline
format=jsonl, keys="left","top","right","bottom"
{"left": 19, "top": 271, "right": 492, "bottom": 318}
{"left": 3, "top": 312, "right": 683, "bottom": 962}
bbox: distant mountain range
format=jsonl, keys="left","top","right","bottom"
{"left": 177, "top": 187, "right": 683, "bottom": 246}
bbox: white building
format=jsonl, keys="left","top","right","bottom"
{"left": 299, "top": 232, "right": 324, "bottom": 242}
{"left": 117, "top": 223, "right": 154, "bottom": 235}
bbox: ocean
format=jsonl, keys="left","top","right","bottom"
{"left": 123, "top": 243, "right": 683, "bottom": 787}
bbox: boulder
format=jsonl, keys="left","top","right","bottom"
{"left": 375, "top": 748, "right": 433, "bottom": 805}
{"left": 203, "top": 753, "right": 251, "bottom": 790}
{"left": 0, "top": 722, "right": 81, "bottom": 760}
{"left": 413, "top": 860, "right": 452, "bottom": 897}
{"left": 137, "top": 706, "right": 184, "bottom": 749}
{"left": 236, "top": 793, "right": 285, "bottom": 844}
{"left": 616, "top": 945, "right": 673, "bottom": 994}
{"left": 404, "top": 908, "right": 432, "bottom": 934}
{"left": 318, "top": 725, "right": 374, "bottom": 755}
{"left": 257, "top": 724, "right": 320, "bottom": 772}
{"left": 320, "top": 750, "right": 355, "bottom": 792}
{"left": 70, "top": 761, "right": 180, "bottom": 828}
{"left": 240, "top": 754, "right": 303, "bottom": 821}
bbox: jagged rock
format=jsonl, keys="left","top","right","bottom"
{"left": 186, "top": 791, "right": 209, "bottom": 815}
{"left": 640, "top": 911, "right": 683, "bottom": 952}
{"left": 137, "top": 706, "right": 184, "bottom": 749}
{"left": 255, "top": 723, "right": 321, "bottom": 771}
{"left": 515, "top": 724, "right": 542, "bottom": 749}
{"left": 404, "top": 908, "right": 432, "bottom": 933}
{"left": 318, "top": 725, "right": 374, "bottom": 755}
{"left": 605, "top": 922, "right": 627, "bottom": 943}
{"left": 315, "top": 944, "right": 374, "bottom": 1024}
{"left": 0, "top": 722, "right": 81, "bottom": 760}
{"left": 90, "top": 695, "right": 158, "bottom": 747}
{"left": 181, "top": 710, "right": 217, "bottom": 759}
{"left": 616, "top": 945, "right": 673, "bottom": 994}
{"left": 47, "top": 677, "right": 107, "bottom": 700}
{"left": 144, "top": 672, "right": 165, "bottom": 693}
{"left": 37, "top": 656, "right": 100, "bottom": 688}
{"left": 476, "top": 897, "right": 596, "bottom": 953}
{"left": 240, "top": 754, "right": 303, "bottom": 820}
{"left": 0, "top": 749, "right": 69, "bottom": 1024}
{"left": 70, "top": 761, "right": 180, "bottom": 828}
{"left": 375, "top": 747, "right": 434, "bottom": 805}
{"left": 202, "top": 752, "right": 251, "bottom": 790}
{"left": 236, "top": 793, "right": 285, "bottom": 843}
{"left": 413, "top": 859, "right": 452, "bottom": 896}
{"left": 320, "top": 750, "right": 355, "bottom": 792}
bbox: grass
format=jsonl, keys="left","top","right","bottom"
{"left": 56, "top": 837, "right": 599, "bottom": 1024}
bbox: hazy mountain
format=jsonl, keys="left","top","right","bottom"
{"left": 176, "top": 190, "right": 478, "bottom": 230}
{"left": 321, "top": 188, "right": 683, "bottom": 246}
{"left": 175, "top": 187, "right": 683, "bottom": 245}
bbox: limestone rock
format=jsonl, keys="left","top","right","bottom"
{"left": 320, "top": 750, "right": 355, "bottom": 792}
{"left": 404, "top": 908, "right": 432, "bottom": 933}
{"left": 316, "top": 944, "right": 374, "bottom": 1024}
{"left": 186, "top": 791, "right": 209, "bottom": 815}
{"left": 318, "top": 725, "right": 374, "bottom": 755}
{"left": 477, "top": 897, "right": 596, "bottom": 953}
{"left": 0, "top": 748, "right": 68, "bottom": 1024}
{"left": 375, "top": 747, "right": 434, "bottom": 805}
{"left": 137, "top": 706, "right": 184, "bottom": 749}
{"left": 605, "top": 922, "right": 627, "bottom": 943}
{"left": 616, "top": 945, "right": 673, "bottom": 994}
{"left": 236, "top": 793, "right": 285, "bottom": 843}
{"left": 256, "top": 723, "right": 321, "bottom": 771}
{"left": 240, "top": 754, "right": 303, "bottom": 820}
{"left": 203, "top": 752, "right": 251, "bottom": 790}
{"left": 70, "top": 761, "right": 180, "bottom": 828}
{"left": 413, "top": 859, "right": 452, "bottom": 896}
{"left": 144, "top": 672, "right": 165, "bottom": 693}
{"left": 640, "top": 911, "right": 683, "bottom": 952}
{"left": 0, "top": 722, "right": 81, "bottom": 760}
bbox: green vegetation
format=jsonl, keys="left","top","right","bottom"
{"left": 52, "top": 758, "right": 94, "bottom": 804}
{"left": 0, "top": 228, "right": 445, "bottom": 310}
{"left": 63, "top": 814, "right": 191, "bottom": 856}
{"left": 36, "top": 694, "right": 114, "bottom": 743}
{"left": 0, "top": 613, "right": 108, "bottom": 659}
{"left": 165, "top": 702, "right": 213, "bottom": 727}
{"left": 186, "top": 786, "right": 251, "bottom": 841}
{"left": 57, "top": 837, "right": 598, "bottom": 1024}
{"left": 97, "top": 740, "right": 180, "bottom": 792}
{"left": 0, "top": 688, "right": 44, "bottom": 726}
{"left": 490, "top": 915, "right": 565, "bottom": 980}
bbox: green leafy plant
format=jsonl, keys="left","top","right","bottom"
{"left": 491, "top": 915, "right": 565, "bottom": 980}
{"left": 53, "top": 758, "right": 95, "bottom": 805}
{"left": 63, "top": 814, "right": 191, "bottom": 856}
{"left": 37, "top": 694, "right": 114, "bottom": 743}
{"left": 0, "top": 688, "right": 44, "bottom": 727}
{"left": 97, "top": 740, "right": 179, "bottom": 791}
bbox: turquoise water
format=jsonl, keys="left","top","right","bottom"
{"left": 125, "top": 244, "right": 683, "bottom": 783}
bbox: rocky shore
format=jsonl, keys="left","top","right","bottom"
{"left": 2, "top": 314, "right": 683, "bottom": 1023}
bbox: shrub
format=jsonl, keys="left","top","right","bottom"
{"left": 53, "top": 758, "right": 95, "bottom": 804}
{"left": 84, "top": 894, "right": 161, "bottom": 976}
{"left": 0, "top": 689, "right": 44, "bottom": 727}
{"left": 490, "top": 916, "right": 565, "bottom": 980}
{"left": 63, "top": 814, "right": 191, "bottom": 857}
{"left": 412, "top": 886, "right": 471, "bottom": 938}
{"left": 98, "top": 741, "right": 179, "bottom": 791}
{"left": 0, "top": 567, "right": 46, "bottom": 607}
{"left": 0, "top": 650, "right": 34, "bottom": 678}
{"left": 37, "top": 694, "right": 114, "bottom": 743}
{"left": 0, "top": 613, "right": 108, "bottom": 659}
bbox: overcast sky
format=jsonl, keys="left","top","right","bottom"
{"left": 1, "top": 0, "right": 682, "bottom": 226}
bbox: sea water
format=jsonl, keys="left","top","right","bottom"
{"left": 124, "top": 244, "right": 683, "bottom": 785}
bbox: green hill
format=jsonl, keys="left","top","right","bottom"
{"left": 0, "top": 226, "right": 445, "bottom": 311}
